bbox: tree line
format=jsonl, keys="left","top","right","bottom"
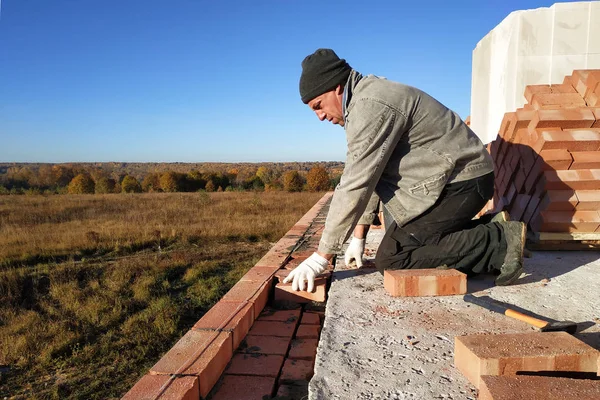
{"left": 0, "top": 164, "right": 341, "bottom": 195}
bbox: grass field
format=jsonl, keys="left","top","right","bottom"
{"left": 0, "top": 191, "right": 324, "bottom": 399}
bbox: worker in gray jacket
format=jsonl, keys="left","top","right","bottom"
{"left": 284, "top": 48, "right": 526, "bottom": 293}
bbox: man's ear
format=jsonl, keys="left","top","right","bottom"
{"left": 335, "top": 85, "right": 344, "bottom": 95}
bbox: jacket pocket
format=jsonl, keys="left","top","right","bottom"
{"left": 408, "top": 172, "right": 448, "bottom": 196}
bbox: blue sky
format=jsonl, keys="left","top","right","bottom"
{"left": 0, "top": 0, "right": 576, "bottom": 163}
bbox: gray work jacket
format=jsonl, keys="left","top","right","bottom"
{"left": 318, "top": 71, "right": 494, "bottom": 254}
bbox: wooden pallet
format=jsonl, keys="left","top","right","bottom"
{"left": 526, "top": 231, "right": 600, "bottom": 250}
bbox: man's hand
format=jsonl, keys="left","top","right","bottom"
{"left": 283, "top": 252, "right": 329, "bottom": 292}
{"left": 344, "top": 236, "right": 365, "bottom": 268}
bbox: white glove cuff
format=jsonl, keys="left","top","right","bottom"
{"left": 308, "top": 252, "right": 329, "bottom": 271}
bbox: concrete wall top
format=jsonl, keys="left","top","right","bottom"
{"left": 470, "top": 1, "right": 600, "bottom": 144}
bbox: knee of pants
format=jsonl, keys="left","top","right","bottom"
{"left": 375, "top": 244, "right": 410, "bottom": 274}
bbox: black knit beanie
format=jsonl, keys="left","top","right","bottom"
{"left": 299, "top": 48, "right": 352, "bottom": 104}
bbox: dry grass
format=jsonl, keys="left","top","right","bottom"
{"left": 0, "top": 191, "right": 324, "bottom": 399}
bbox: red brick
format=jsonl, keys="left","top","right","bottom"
{"left": 296, "top": 324, "right": 320, "bottom": 339}
{"left": 524, "top": 84, "right": 551, "bottom": 103}
{"left": 383, "top": 268, "right": 467, "bottom": 297}
{"left": 523, "top": 157, "right": 543, "bottom": 195}
{"left": 538, "top": 149, "right": 572, "bottom": 170}
{"left": 150, "top": 330, "right": 232, "bottom": 398}
{"left": 550, "top": 83, "right": 578, "bottom": 94}
{"left": 572, "top": 69, "right": 600, "bottom": 98}
{"left": 221, "top": 280, "right": 270, "bottom": 317}
{"left": 509, "top": 194, "right": 530, "bottom": 221}
{"left": 240, "top": 266, "right": 279, "bottom": 282}
{"left": 521, "top": 195, "right": 541, "bottom": 226}
{"left": 505, "top": 181, "right": 518, "bottom": 208}
{"left": 528, "top": 108, "right": 595, "bottom": 131}
{"left": 517, "top": 144, "right": 537, "bottom": 172}
{"left": 454, "top": 331, "right": 600, "bottom": 389}
{"left": 254, "top": 250, "right": 288, "bottom": 268}
{"left": 563, "top": 129, "right": 600, "bottom": 150}
{"left": 192, "top": 301, "right": 254, "bottom": 351}
{"left": 513, "top": 127, "right": 531, "bottom": 146}
{"left": 575, "top": 190, "right": 600, "bottom": 211}
{"left": 522, "top": 149, "right": 573, "bottom": 194}
{"left": 504, "top": 111, "right": 535, "bottom": 141}
{"left": 562, "top": 74, "right": 574, "bottom": 86}
{"left": 522, "top": 103, "right": 534, "bottom": 110}
{"left": 210, "top": 375, "right": 275, "bottom": 400}
{"left": 538, "top": 190, "right": 578, "bottom": 211}
{"left": 533, "top": 129, "right": 600, "bottom": 153}
{"left": 276, "top": 384, "right": 309, "bottom": 399}
{"left": 570, "top": 151, "right": 600, "bottom": 170}
{"left": 284, "top": 225, "right": 308, "bottom": 237}
{"left": 280, "top": 359, "right": 314, "bottom": 383}
{"left": 479, "top": 375, "right": 600, "bottom": 400}
{"left": 300, "top": 312, "right": 321, "bottom": 325}
{"left": 248, "top": 320, "right": 297, "bottom": 338}
{"left": 498, "top": 112, "right": 514, "bottom": 139}
{"left": 533, "top": 210, "right": 600, "bottom": 232}
{"left": 288, "top": 339, "right": 319, "bottom": 360}
{"left": 586, "top": 91, "right": 599, "bottom": 107}
{"left": 257, "top": 307, "right": 301, "bottom": 323}
{"left": 530, "top": 93, "right": 586, "bottom": 109}
{"left": 122, "top": 374, "right": 199, "bottom": 400}
{"left": 274, "top": 281, "right": 327, "bottom": 304}
{"left": 513, "top": 169, "right": 527, "bottom": 194}
{"left": 225, "top": 353, "right": 284, "bottom": 377}
{"left": 274, "top": 268, "right": 330, "bottom": 285}
{"left": 544, "top": 169, "right": 600, "bottom": 190}
{"left": 592, "top": 108, "right": 600, "bottom": 128}
{"left": 239, "top": 335, "right": 291, "bottom": 356}
{"left": 305, "top": 310, "right": 324, "bottom": 324}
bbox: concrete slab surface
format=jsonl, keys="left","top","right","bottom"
{"left": 309, "top": 228, "right": 600, "bottom": 400}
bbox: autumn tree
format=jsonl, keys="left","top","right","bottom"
{"left": 306, "top": 166, "right": 331, "bottom": 192}
{"left": 160, "top": 172, "right": 184, "bottom": 192}
{"left": 283, "top": 170, "right": 303, "bottom": 192}
{"left": 142, "top": 173, "right": 161, "bottom": 192}
{"left": 68, "top": 173, "right": 95, "bottom": 194}
{"left": 94, "top": 177, "right": 116, "bottom": 194}
{"left": 51, "top": 165, "right": 75, "bottom": 187}
{"left": 186, "top": 170, "right": 206, "bottom": 192}
{"left": 205, "top": 180, "right": 215, "bottom": 192}
{"left": 121, "top": 175, "right": 142, "bottom": 193}
{"left": 235, "top": 167, "right": 258, "bottom": 189}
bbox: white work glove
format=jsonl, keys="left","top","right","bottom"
{"left": 283, "top": 252, "right": 328, "bottom": 292}
{"left": 344, "top": 236, "right": 365, "bottom": 268}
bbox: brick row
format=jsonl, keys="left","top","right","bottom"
{"left": 122, "top": 192, "right": 334, "bottom": 399}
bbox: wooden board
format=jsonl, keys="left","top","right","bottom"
{"left": 527, "top": 231, "right": 600, "bottom": 250}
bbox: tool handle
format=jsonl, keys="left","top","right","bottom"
{"left": 463, "top": 294, "right": 549, "bottom": 329}
{"left": 463, "top": 294, "right": 507, "bottom": 314}
{"left": 504, "top": 309, "right": 548, "bottom": 329}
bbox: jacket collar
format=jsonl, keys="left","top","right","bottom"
{"left": 343, "top": 70, "right": 363, "bottom": 123}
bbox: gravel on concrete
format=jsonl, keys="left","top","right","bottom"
{"left": 309, "top": 227, "right": 600, "bottom": 400}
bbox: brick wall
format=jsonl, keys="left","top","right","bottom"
{"left": 122, "top": 192, "right": 333, "bottom": 400}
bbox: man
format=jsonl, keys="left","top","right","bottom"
{"left": 283, "top": 48, "right": 526, "bottom": 293}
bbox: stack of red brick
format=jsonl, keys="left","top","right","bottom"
{"left": 481, "top": 69, "right": 600, "bottom": 234}
{"left": 121, "top": 193, "right": 333, "bottom": 400}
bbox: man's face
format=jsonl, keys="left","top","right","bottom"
{"left": 307, "top": 85, "right": 344, "bottom": 126}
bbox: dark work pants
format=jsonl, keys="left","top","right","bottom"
{"left": 375, "top": 172, "right": 507, "bottom": 276}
